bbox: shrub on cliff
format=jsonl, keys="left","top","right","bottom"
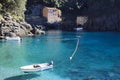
{"left": 14, "top": 0, "right": 26, "bottom": 17}
{"left": 43, "top": 0, "right": 68, "bottom": 7}
{"left": 0, "top": 3, "right": 2, "bottom": 11}
{"left": 0, "top": 0, "right": 27, "bottom": 19}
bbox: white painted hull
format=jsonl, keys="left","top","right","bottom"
{"left": 74, "top": 28, "right": 83, "bottom": 31}
{"left": 20, "top": 63, "right": 53, "bottom": 72}
{"left": 5, "top": 36, "right": 21, "bottom": 41}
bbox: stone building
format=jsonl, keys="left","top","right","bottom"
{"left": 76, "top": 16, "right": 88, "bottom": 25}
{"left": 43, "top": 7, "right": 62, "bottom": 23}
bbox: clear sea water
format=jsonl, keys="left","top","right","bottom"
{"left": 0, "top": 31, "right": 120, "bottom": 80}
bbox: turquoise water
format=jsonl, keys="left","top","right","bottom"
{"left": 0, "top": 31, "right": 120, "bottom": 80}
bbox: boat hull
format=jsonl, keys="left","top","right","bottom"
{"left": 20, "top": 63, "right": 53, "bottom": 72}
{"left": 5, "top": 36, "right": 21, "bottom": 41}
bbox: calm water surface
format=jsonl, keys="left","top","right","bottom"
{"left": 0, "top": 31, "right": 120, "bottom": 80}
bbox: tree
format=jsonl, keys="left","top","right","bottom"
{"left": 0, "top": 0, "right": 27, "bottom": 18}
{"left": 0, "top": 3, "right": 2, "bottom": 12}
{"left": 43, "top": 0, "right": 68, "bottom": 8}
{"left": 14, "top": 0, "right": 27, "bottom": 17}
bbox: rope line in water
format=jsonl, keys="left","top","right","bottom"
{"left": 37, "top": 38, "right": 78, "bottom": 41}
{"left": 69, "top": 38, "right": 79, "bottom": 60}
{"left": 54, "top": 38, "right": 80, "bottom": 68}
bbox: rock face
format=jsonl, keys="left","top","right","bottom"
{"left": 84, "top": 12, "right": 120, "bottom": 31}
{"left": 25, "top": 0, "right": 120, "bottom": 31}
{"left": 31, "top": 25, "right": 45, "bottom": 35}
{"left": 75, "top": 0, "right": 120, "bottom": 31}
{"left": 0, "top": 14, "right": 45, "bottom": 37}
{"left": 62, "top": 0, "right": 120, "bottom": 31}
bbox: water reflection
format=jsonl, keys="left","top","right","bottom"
{"left": 4, "top": 74, "right": 39, "bottom": 80}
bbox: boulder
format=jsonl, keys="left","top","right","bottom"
{"left": 36, "top": 29, "right": 45, "bottom": 35}
{"left": 20, "top": 22, "right": 33, "bottom": 30}
{"left": 3, "top": 32, "right": 16, "bottom": 37}
{"left": 3, "top": 13, "right": 12, "bottom": 21}
{"left": 17, "top": 28, "right": 27, "bottom": 36}
{"left": 0, "top": 13, "right": 45, "bottom": 38}
{"left": 31, "top": 27, "right": 45, "bottom": 35}
{"left": 9, "top": 32, "right": 16, "bottom": 37}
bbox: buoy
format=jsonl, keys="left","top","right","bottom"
{"left": 70, "top": 57, "right": 72, "bottom": 60}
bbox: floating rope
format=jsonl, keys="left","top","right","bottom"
{"left": 69, "top": 38, "right": 79, "bottom": 60}
{"left": 54, "top": 38, "right": 80, "bottom": 68}
{"left": 37, "top": 38, "right": 78, "bottom": 42}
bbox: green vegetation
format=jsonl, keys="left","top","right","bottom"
{"left": 43, "top": 0, "right": 68, "bottom": 7}
{"left": 0, "top": 0, "right": 27, "bottom": 20}
{"left": 1, "top": 0, "right": 120, "bottom": 16}
{"left": 12, "top": 15, "right": 24, "bottom": 21}
{"left": 42, "top": 0, "right": 86, "bottom": 10}
{"left": 42, "top": 0, "right": 120, "bottom": 14}
{"left": 0, "top": 14, "right": 3, "bottom": 21}
{"left": 0, "top": 0, "right": 120, "bottom": 19}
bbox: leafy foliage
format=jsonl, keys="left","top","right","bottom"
{"left": 0, "top": 0, "right": 26, "bottom": 17}
{"left": 0, "top": 0, "right": 120, "bottom": 17}
{"left": 42, "top": 0, "right": 120, "bottom": 11}
{"left": 0, "top": 3, "right": 2, "bottom": 11}
{"left": 43, "top": 0, "right": 68, "bottom": 7}
{"left": 42, "top": 0, "right": 86, "bottom": 9}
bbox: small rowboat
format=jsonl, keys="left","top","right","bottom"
{"left": 20, "top": 61, "right": 53, "bottom": 72}
{"left": 5, "top": 36, "right": 21, "bottom": 41}
{"left": 74, "top": 27, "right": 83, "bottom": 31}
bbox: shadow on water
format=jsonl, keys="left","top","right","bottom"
{"left": 4, "top": 74, "right": 39, "bottom": 80}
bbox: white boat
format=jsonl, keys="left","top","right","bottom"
{"left": 74, "top": 27, "right": 83, "bottom": 31}
{"left": 20, "top": 61, "right": 53, "bottom": 72}
{"left": 5, "top": 36, "right": 21, "bottom": 41}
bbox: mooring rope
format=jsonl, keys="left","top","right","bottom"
{"left": 69, "top": 38, "right": 79, "bottom": 60}
{"left": 54, "top": 37, "right": 80, "bottom": 68}
{"left": 37, "top": 38, "right": 78, "bottom": 41}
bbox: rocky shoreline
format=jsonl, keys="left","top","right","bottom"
{"left": 0, "top": 14, "right": 45, "bottom": 39}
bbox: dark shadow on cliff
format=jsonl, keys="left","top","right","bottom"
{"left": 83, "top": 10, "right": 120, "bottom": 32}
{"left": 80, "top": 0, "right": 120, "bottom": 32}
{"left": 4, "top": 74, "right": 40, "bottom": 80}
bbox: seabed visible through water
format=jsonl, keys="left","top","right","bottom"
{"left": 0, "top": 31, "right": 120, "bottom": 80}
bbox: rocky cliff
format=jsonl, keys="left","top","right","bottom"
{"left": 1, "top": 0, "right": 120, "bottom": 32}
{"left": 0, "top": 14, "right": 45, "bottom": 38}
{"left": 84, "top": 12, "right": 120, "bottom": 31}
{"left": 37, "top": 0, "right": 120, "bottom": 31}
{"left": 82, "top": 0, "right": 120, "bottom": 31}
{"left": 62, "top": 0, "right": 120, "bottom": 31}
